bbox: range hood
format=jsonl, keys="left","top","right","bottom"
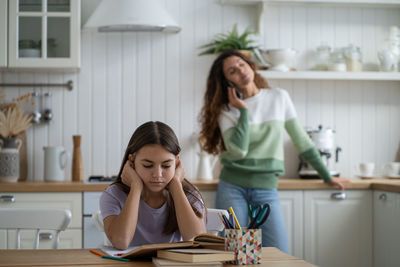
{"left": 84, "top": 0, "right": 181, "bottom": 33}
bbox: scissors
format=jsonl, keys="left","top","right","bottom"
{"left": 248, "top": 203, "right": 271, "bottom": 229}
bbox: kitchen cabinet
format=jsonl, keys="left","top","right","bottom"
{"left": 278, "top": 190, "right": 303, "bottom": 259}
{"left": 0, "top": 192, "right": 82, "bottom": 249}
{"left": 304, "top": 190, "right": 372, "bottom": 267}
{"left": 0, "top": 0, "right": 6, "bottom": 67}
{"left": 6, "top": 0, "right": 80, "bottom": 69}
{"left": 373, "top": 190, "right": 400, "bottom": 267}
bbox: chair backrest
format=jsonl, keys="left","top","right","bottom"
{"left": 205, "top": 208, "right": 229, "bottom": 235}
{"left": 0, "top": 208, "right": 72, "bottom": 249}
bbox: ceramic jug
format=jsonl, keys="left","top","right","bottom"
{"left": 0, "top": 138, "right": 22, "bottom": 183}
{"left": 43, "top": 146, "right": 68, "bottom": 182}
{"left": 378, "top": 50, "right": 398, "bottom": 72}
{"left": 196, "top": 151, "right": 218, "bottom": 180}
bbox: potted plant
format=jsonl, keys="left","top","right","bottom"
{"left": 198, "top": 24, "right": 258, "bottom": 58}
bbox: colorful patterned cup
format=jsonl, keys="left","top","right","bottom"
{"left": 225, "top": 228, "right": 262, "bottom": 265}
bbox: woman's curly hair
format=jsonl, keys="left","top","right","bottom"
{"left": 198, "top": 50, "right": 269, "bottom": 155}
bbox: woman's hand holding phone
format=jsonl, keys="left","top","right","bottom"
{"left": 228, "top": 87, "right": 247, "bottom": 109}
{"left": 121, "top": 155, "right": 143, "bottom": 192}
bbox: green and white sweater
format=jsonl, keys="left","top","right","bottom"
{"left": 218, "top": 88, "right": 332, "bottom": 189}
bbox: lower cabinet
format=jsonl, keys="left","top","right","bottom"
{"left": 373, "top": 190, "right": 400, "bottom": 267}
{"left": 304, "top": 190, "right": 373, "bottom": 267}
{"left": 0, "top": 192, "right": 82, "bottom": 249}
{"left": 278, "top": 190, "right": 303, "bottom": 259}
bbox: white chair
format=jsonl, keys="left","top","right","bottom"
{"left": 91, "top": 208, "right": 228, "bottom": 246}
{"left": 0, "top": 208, "right": 72, "bottom": 249}
{"left": 205, "top": 208, "right": 229, "bottom": 235}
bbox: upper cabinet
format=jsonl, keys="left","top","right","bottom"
{"left": 5, "top": 0, "right": 80, "bottom": 70}
{"left": 0, "top": 0, "right": 7, "bottom": 67}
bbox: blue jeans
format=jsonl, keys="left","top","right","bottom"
{"left": 216, "top": 179, "right": 289, "bottom": 253}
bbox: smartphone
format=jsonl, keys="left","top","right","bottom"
{"left": 226, "top": 81, "right": 243, "bottom": 99}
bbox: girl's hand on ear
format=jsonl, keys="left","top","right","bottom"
{"left": 121, "top": 155, "right": 143, "bottom": 192}
{"left": 168, "top": 157, "right": 185, "bottom": 191}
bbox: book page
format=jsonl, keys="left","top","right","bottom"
{"left": 101, "top": 245, "right": 139, "bottom": 257}
{"left": 166, "top": 249, "right": 232, "bottom": 254}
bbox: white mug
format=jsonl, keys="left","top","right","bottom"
{"left": 385, "top": 162, "right": 400, "bottom": 177}
{"left": 358, "top": 162, "right": 375, "bottom": 177}
{"left": 43, "top": 146, "right": 69, "bottom": 182}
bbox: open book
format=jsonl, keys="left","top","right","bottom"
{"left": 101, "top": 233, "right": 225, "bottom": 259}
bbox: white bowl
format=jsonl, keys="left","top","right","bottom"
{"left": 260, "top": 48, "right": 297, "bottom": 72}
{"left": 19, "top": 48, "right": 40, "bottom": 58}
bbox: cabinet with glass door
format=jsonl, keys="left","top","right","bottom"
{"left": 8, "top": 0, "right": 80, "bottom": 69}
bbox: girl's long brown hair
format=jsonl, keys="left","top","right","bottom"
{"left": 112, "top": 121, "right": 206, "bottom": 235}
{"left": 198, "top": 50, "right": 269, "bottom": 155}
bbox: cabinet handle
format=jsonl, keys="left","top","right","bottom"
{"left": 379, "top": 193, "right": 387, "bottom": 201}
{"left": 331, "top": 192, "right": 346, "bottom": 200}
{"left": 39, "top": 233, "right": 53, "bottom": 240}
{"left": 0, "top": 195, "right": 15, "bottom": 202}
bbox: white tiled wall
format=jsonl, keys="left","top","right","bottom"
{"left": 1, "top": 0, "right": 399, "bottom": 181}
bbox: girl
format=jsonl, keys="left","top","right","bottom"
{"left": 100, "top": 121, "right": 206, "bottom": 249}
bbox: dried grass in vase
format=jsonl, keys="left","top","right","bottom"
{"left": 0, "top": 104, "right": 32, "bottom": 139}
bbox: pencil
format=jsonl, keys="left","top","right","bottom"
{"left": 89, "top": 249, "right": 105, "bottom": 257}
{"left": 218, "top": 212, "right": 228, "bottom": 228}
{"left": 101, "top": 255, "right": 130, "bottom": 262}
{"left": 228, "top": 206, "right": 241, "bottom": 230}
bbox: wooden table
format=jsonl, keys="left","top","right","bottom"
{"left": 0, "top": 247, "right": 317, "bottom": 266}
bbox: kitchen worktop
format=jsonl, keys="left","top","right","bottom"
{"left": 1, "top": 178, "right": 400, "bottom": 192}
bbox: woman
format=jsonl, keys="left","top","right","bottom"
{"left": 198, "top": 50, "right": 347, "bottom": 253}
{"left": 100, "top": 121, "right": 206, "bottom": 249}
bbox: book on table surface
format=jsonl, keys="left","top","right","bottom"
{"left": 157, "top": 248, "right": 235, "bottom": 263}
{"left": 152, "top": 257, "right": 222, "bottom": 267}
{"left": 101, "top": 233, "right": 225, "bottom": 259}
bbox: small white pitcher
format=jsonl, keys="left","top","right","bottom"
{"left": 43, "top": 146, "right": 69, "bottom": 182}
{"left": 196, "top": 151, "right": 218, "bottom": 180}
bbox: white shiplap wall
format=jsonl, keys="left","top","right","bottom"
{"left": 1, "top": 0, "right": 399, "bottom": 181}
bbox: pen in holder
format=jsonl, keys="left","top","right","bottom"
{"left": 225, "top": 228, "right": 262, "bottom": 265}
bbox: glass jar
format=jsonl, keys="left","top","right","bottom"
{"left": 315, "top": 44, "right": 331, "bottom": 71}
{"left": 344, "top": 44, "right": 363, "bottom": 72}
{"left": 328, "top": 48, "right": 346, "bottom": 72}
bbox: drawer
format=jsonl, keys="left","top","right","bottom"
{"left": 0, "top": 192, "right": 82, "bottom": 228}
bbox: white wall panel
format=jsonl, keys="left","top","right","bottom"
{"left": 0, "top": 0, "right": 399, "bottom": 181}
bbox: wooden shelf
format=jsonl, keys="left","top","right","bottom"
{"left": 258, "top": 70, "right": 400, "bottom": 81}
{"left": 221, "top": 0, "right": 400, "bottom": 8}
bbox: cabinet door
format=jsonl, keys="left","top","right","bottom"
{"left": 7, "top": 229, "right": 82, "bottom": 249}
{"left": 0, "top": 0, "right": 7, "bottom": 67}
{"left": 373, "top": 190, "right": 400, "bottom": 267}
{"left": 304, "top": 190, "right": 372, "bottom": 267}
{"left": 8, "top": 0, "right": 80, "bottom": 69}
{"left": 278, "top": 190, "right": 303, "bottom": 258}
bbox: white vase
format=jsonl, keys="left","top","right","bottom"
{"left": 196, "top": 151, "right": 218, "bottom": 180}
{"left": 0, "top": 138, "right": 22, "bottom": 183}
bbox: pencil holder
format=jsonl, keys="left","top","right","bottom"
{"left": 224, "top": 228, "right": 262, "bottom": 265}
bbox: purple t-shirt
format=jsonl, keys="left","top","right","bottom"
{"left": 100, "top": 184, "right": 203, "bottom": 247}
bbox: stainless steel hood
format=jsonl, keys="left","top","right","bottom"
{"left": 84, "top": 0, "right": 181, "bottom": 33}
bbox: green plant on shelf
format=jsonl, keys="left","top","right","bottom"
{"left": 198, "top": 24, "right": 258, "bottom": 56}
